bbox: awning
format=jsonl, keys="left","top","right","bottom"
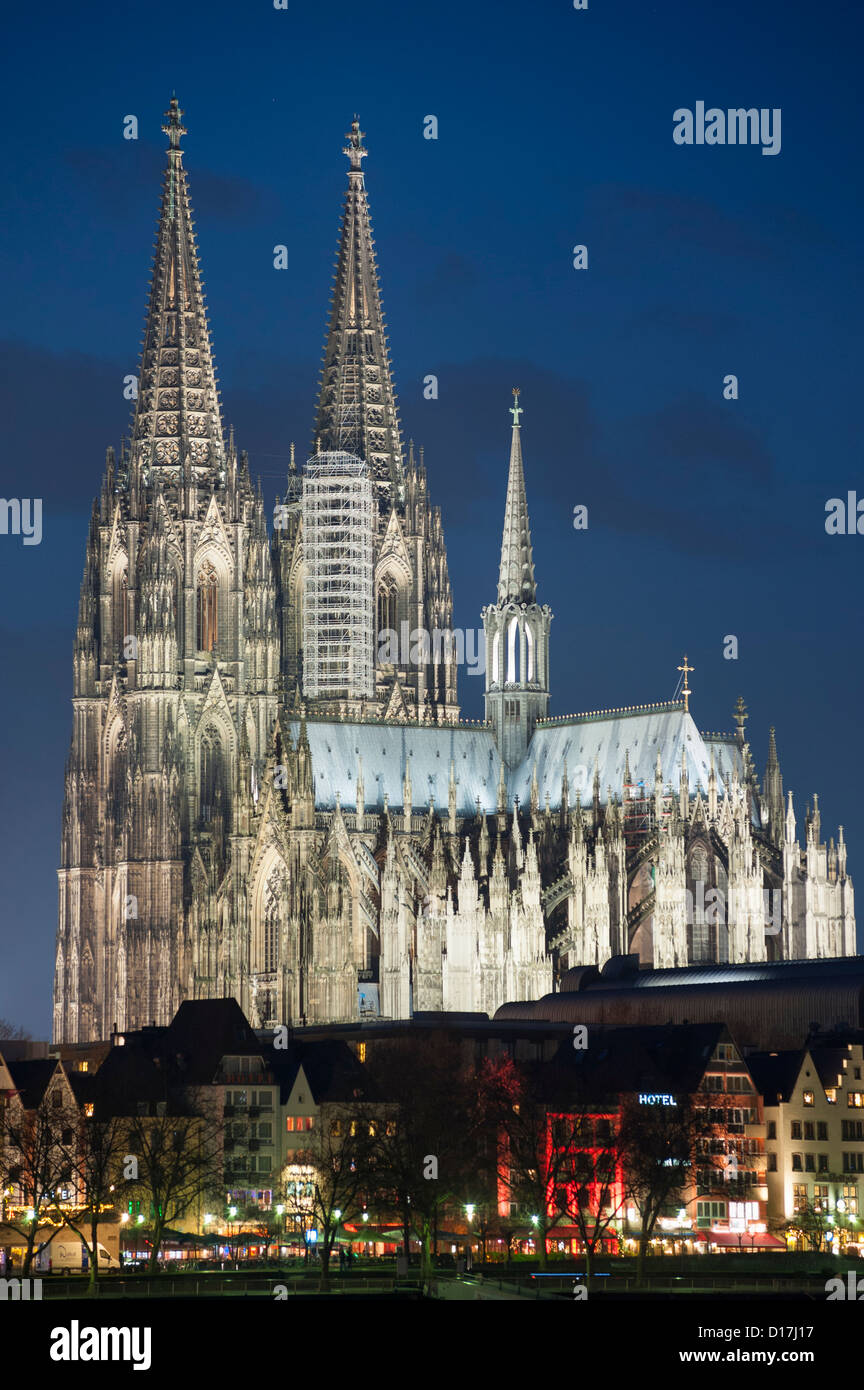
{"left": 707, "top": 1231, "right": 786, "bottom": 1249}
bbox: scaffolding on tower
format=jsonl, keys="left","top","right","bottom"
{"left": 302, "top": 451, "right": 375, "bottom": 705}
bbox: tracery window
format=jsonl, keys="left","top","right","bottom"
{"left": 377, "top": 575, "right": 397, "bottom": 642}
{"left": 263, "top": 869, "right": 282, "bottom": 973}
{"left": 197, "top": 560, "right": 218, "bottom": 652}
{"left": 200, "top": 726, "right": 223, "bottom": 820}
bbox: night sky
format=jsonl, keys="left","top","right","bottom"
{"left": 2, "top": 0, "right": 861, "bottom": 1035}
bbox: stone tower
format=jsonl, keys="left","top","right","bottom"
{"left": 53, "top": 100, "right": 279, "bottom": 1041}
{"left": 276, "top": 119, "right": 459, "bottom": 724}
{"left": 482, "top": 391, "right": 552, "bottom": 766}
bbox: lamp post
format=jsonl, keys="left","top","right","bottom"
{"left": 464, "top": 1204, "right": 475, "bottom": 1272}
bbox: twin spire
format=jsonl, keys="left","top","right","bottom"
{"left": 497, "top": 388, "right": 537, "bottom": 605}
{"left": 313, "top": 116, "right": 404, "bottom": 505}
{"left": 130, "top": 98, "right": 225, "bottom": 488}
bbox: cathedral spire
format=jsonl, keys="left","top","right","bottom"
{"left": 130, "top": 98, "right": 225, "bottom": 490}
{"left": 496, "top": 389, "right": 536, "bottom": 605}
{"left": 313, "top": 117, "right": 403, "bottom": 505}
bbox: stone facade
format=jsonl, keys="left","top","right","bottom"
{"left": 53, "top": 102, "right": 855, "bottom": 1043}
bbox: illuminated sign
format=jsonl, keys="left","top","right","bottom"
{"left": 638, "top": 1093, "right": 677, "bottom": 1106}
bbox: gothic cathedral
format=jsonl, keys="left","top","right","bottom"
{"left": 53, "top": 102, "right": 856, "bottom": 1042}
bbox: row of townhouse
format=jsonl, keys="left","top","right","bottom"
{"left": 5, "top": 1004, "right": 861, "bottom": 1256}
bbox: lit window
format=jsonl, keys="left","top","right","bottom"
{"left": 84, "top": 1103, "right": 94, "bottom": 1118}
{"left": 357, "top": 1043, "right": 367, "bottom": 1063}
{"left": 849, "top": 1092, "right": 864, "bottom": 1109}
{"left": 826, "top": 1088, "right": 837, "bottom": 1105}
{"left": 803, "top": 1091, "right": 815, "bottom": 1107}
{"left": 285, "top": 1117, "right": 295, "bottom": 1132}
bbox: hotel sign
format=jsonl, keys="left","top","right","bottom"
{"left": 638, "top": 1093, "right": 677, "bottom": 1107}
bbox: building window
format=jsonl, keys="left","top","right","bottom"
{"left": 357, "top": 1042, "right": 366, "bottom": 1063}
{"left": 376, "top": 577, "right": 397, "bottom": 645}
{"left": 843, "top": 1152, "right": 864, "bottom": 1174}
{"left": 285, "top": 1116, "right": 294, "bottom": 1132}
{"left": 804, "top": 1122, "right": 815, "bottom": 1141}
{"left": 804, "top": 1154, "right": 815, "bottom": 1172}
{"left": 200, "top": 727, "right": 224, "bottom": 820}
{"left": 196, "top": 560, "right": 219, "bottom": 652}
{"left": 817, "top": 1122, "right": 828, "bottom": 1141}
{"left": 813, "top": 1184, "right": 829, "bottom": 1211}
{"left": 843, "top": 1185, "right": 859, "bottom": 1215}
{"left": 791, "top": 1153, "right": 803, "bottom": 1172}
{"left": 696, "top": 1200, "right": 726, "bottom": 1227}
{"left": 792, "top": 1184, "right": 808, "bottom": 1211}
{"left": 818, "top": 1154, "right": 829, "bottom": 1172}
{"left": 826, "top": 1088, "right": 837, "bottom": 1105}
{"left": 849, "top": 1092, "right": 864, "bottom": 1109}
{"left": 768, "top": 1153, "right": 777, "bottom": 1172}
{"left": 803, "top": 1091, "right": 815, "bottom": 1107}
{"left": 791, "top": 1121, "right": 802, "bottom": 1140}
{"left": 767, "top": 1121, "right": 776, "bottom": 1140}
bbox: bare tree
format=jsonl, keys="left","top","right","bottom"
{"left": 0, "top": 1019, "right": 30, "bottom": 1041}
{"left": 365, "top": 1038, "right": 480, "bottom": 1290}
{"left": 618, "top": 1094, "right": 703, "bottom": 1286}
{"left": 123, "top": 1099, "right": 224, "bottom": 1273}
{"left": 0, "top": 1096, "right": 73, "bottom": 1275}
{"left": 57, "top": 1113, "right": 128, "bottom": 1290}
{"left": 293, "top": 1102, "right": 383, "bottom": 1290}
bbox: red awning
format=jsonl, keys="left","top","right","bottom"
{"left": 707, "top": 1231, "right": 786, "bottom": 1249}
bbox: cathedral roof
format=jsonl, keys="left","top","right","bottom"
{"left": 289, "top": 704, "right": 746, "bottom": 815}
{"left": 313, "top": 118, "right": 403, "bottom": 505}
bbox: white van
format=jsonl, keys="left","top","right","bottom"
{"left": 37, "top": 1237, "right": 121, "bottom": 1272}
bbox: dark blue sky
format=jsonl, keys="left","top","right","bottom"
{"left": 2, "top": 0, "right": 862, "bottom": 1034}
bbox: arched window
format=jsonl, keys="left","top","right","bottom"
{"left": 377, "top": 575, "right": 398, "bottom": 642}
{"left": 526, "top": 624, "right": 535, "bottom": 682}
{"left": 197, "top": 560, "right": 219, "bottom": 652}
{"left": 113, "top": 564, "right": 129, "bottom": 659}
{"left": 491, "top": 631, "right": 500, "bottom": 684}
{"left": 506, "top": 616, "right": 519, "bottom": 684}
{"left": 200, "top": 726, "right": 223, "bottom": 820}
{"left": 688, "top": 843, "right": 711, "bottom": 962}
{"left": 262, "top": 869, "right": 282, "bottom": 973}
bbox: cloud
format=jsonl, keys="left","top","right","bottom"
{"left": 589, "top": 185, "right": 779, "bottom": 265}
{"left": 63, "top": 146, "right": 282, "bottom": 221}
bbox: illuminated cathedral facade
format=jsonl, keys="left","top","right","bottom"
{"left": 52, "top": 102, "right": 856, "bottom": 1042}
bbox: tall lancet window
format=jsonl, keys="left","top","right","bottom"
{"left": 196, "top": 560, "right": 218, "bottom": 652}
{"left": 506, "top": 616, "right": 519, "bottom": 684}
{"left": 200, "top": 726, "right": 223, "bottom": 820}
{"left": 113, "top": 564, "right": 129, "bottom": 659}
{"left": 263, "top": 869, "right": 282, "bottom": 973}
{"left": 377, "top": 576, "right": 397, "bottom": 643}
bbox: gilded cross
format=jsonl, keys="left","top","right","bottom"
{"left": 677, "top": 655, "right": 694, "bottom": 712}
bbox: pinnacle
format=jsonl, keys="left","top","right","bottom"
{"left": 496, "top": 391, "right": 536, "bottom": 605}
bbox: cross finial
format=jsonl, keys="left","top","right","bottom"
{"left": 344, "top": 116, "right": 367, "bottom": 171}
{"left": 510, "top": 387, "right": 523, "bottom": 426}
{"left": 677, "top": 654, "right": 694, "bottom": 712}
{"left": 162, "top": 97, "right": 186, "bottom": 152}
